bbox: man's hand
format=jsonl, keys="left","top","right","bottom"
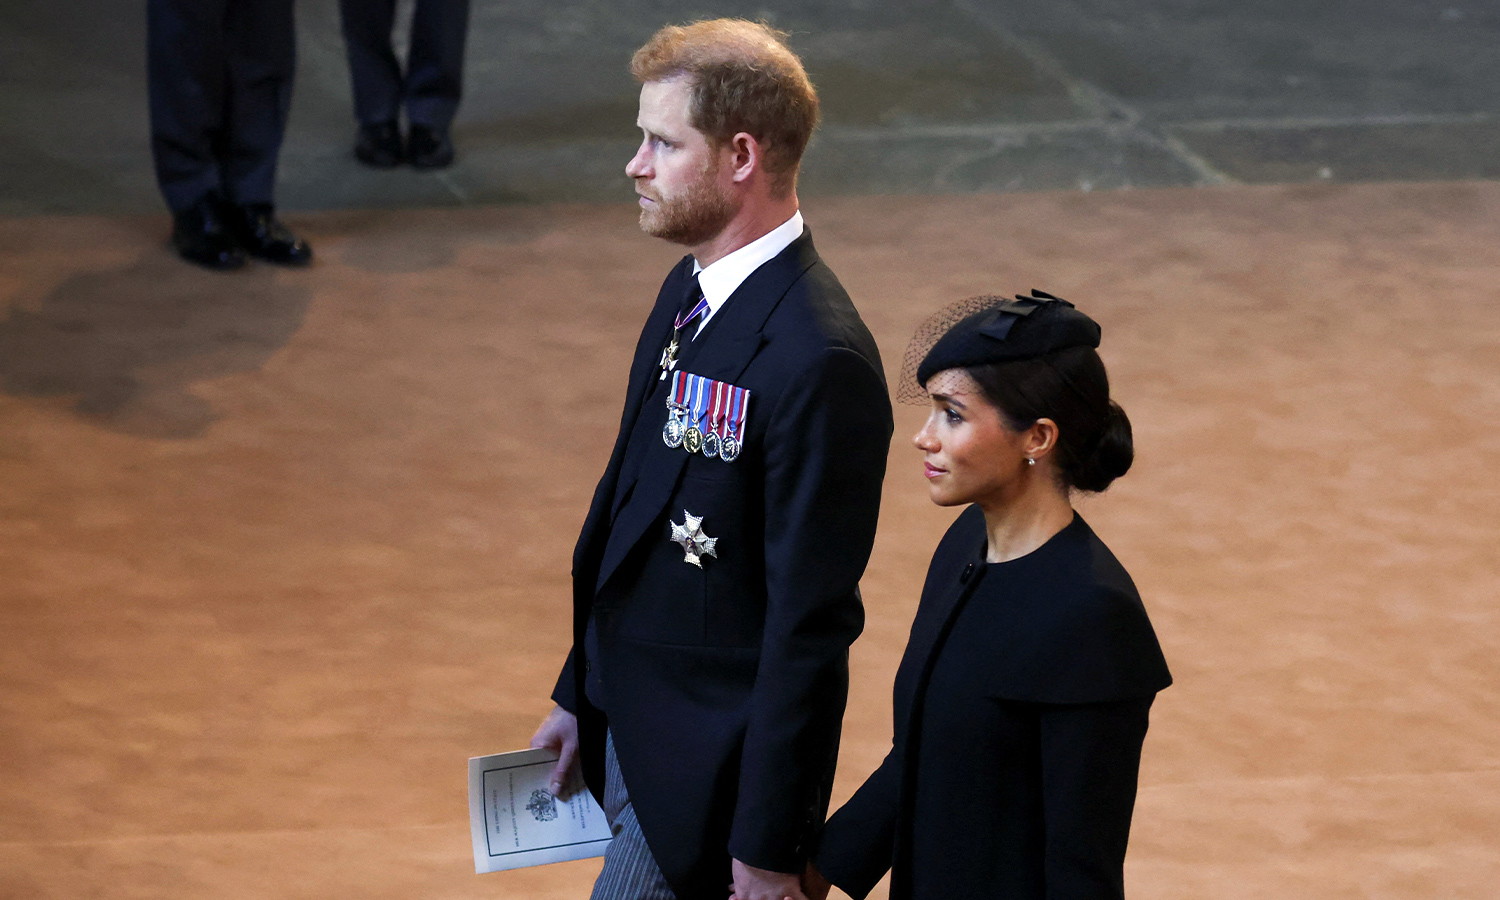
{"left": 729, "top": 858, "right": 809, "bottom": 900}
{"left": 528, "top": 705, "right": 579, "bottom": 796}
{"left": 801, "top": 861, "right": 832, "bottom": 900}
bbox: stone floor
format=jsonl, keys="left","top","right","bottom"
{"left": 3, "top": 182, "right": 1499, "bottom": 899}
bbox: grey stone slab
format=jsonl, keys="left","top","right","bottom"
{"left": 957, "top": 0, "right": 1500, "bottom": 122}
{"left": 273, "top": 147, "right": 477, "bottom": 212}
{"left": 410, "top": 138, "right": 644, "bottom": 206}
{"left": 792, "top": 3, "right": 1088, "bottom": 128}
{"left": 802, "top": 123, "right": 1205, "bottom": 195}
{"left": 0, "top": 1, "right": 153, "bottom": 214}
{"left": 0, "top": 147, "right": 158, "bottom": 217}
{"left": 1170, "top": 118, "right": 1500, "bottom": 185}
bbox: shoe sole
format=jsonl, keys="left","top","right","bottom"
{"left": 174, "top": 245, "right": 247, "bottom": 271}
{"left": 356, "top": 153, "right": 403, "bottom": 168}
{"left": 410, "top": 154, "right": 455, "bottom": 170}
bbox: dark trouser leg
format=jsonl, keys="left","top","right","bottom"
{"left": 147, "top": 0, "right": 230, "bottom": 213}
{"left": 220, "top": 0, "right": 295, "bottom": 207}
{"left": 338, "top": 0, "right": 403, "bottom": 126}
{"left": 590, "top": 732, "right": 677, "bottom": 900}
{"left": 403, "top": 0, "right": 468, "bottom": 129}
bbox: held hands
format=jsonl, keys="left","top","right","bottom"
{"left": 531, "top": 711, "right": 828, "bottom": 900}
{"left": 801, "top": 861, "right": 832, "bottom": 900}
{"left": 728, "top": 858, "right": 809, "bottom": 900}
{"left": 528, "top": 705, "right": 580, "bottom": 797}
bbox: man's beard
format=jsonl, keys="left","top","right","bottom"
{"left": 638, "top": 166, "right": 737, "bottom": 246}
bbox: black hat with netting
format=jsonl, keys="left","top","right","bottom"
{"left": 897, "top": 290, "right": 1102, "bottom": 403}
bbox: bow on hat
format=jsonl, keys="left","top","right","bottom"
{"left": 978, "top": 289, "right": 1074, "bottom": 341}
{"left": 911, "top": 288, "right": 1101, "bottom": 390}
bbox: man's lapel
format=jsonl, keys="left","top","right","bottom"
{"left": 573, "top": 256, "right": 694, "bottom": 576}
{"left": 621, "top": 259, "right": 696, "bottom": 445}
{"left": 594, "top": 231, "right": 821, "bottom": 592}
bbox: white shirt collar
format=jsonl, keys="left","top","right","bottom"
{"left": 690, "top": 211, "right": 804, "bottom": 335}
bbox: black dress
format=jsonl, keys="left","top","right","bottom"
{"left": 815, "top": 506, "right": 1172, "bottom": 900}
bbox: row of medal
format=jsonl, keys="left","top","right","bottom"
{"left": 662, "top": 370, "right": 751, "bottom": 463}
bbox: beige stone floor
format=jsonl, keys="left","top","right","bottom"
{"left": 1, "top": 183, "right": 1498, "bottom": 899}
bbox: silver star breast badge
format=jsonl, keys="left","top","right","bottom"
{"left": 669, "top": 510, "right": 718, "bottom": 568}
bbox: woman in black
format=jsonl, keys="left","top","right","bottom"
{"left": 808, "top": 292, "right": 1171, "bottom": 900}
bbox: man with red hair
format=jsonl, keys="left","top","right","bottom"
{"left": 530, "top": 19, "right": 892, "bottom": 900}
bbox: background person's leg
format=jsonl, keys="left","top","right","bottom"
{"left": 147, "top": 0, "right": 230, "bottom": 213}
{"left": 337, "top": 0, "right": 403, "bottom": 129}
{"left": 147, "top": 0, "right": 245, "bottom": 268}
{"left": 221, "top": 0, "right": 295, "bottom": 208}
{"left": 218, "top": 0, "right": 310, "bottom": 265}
{"left": 403, "top": 0, "right": 467, "bottom": 130}
{"left": 402, "top": 0, "right": 467, "bottom": 167}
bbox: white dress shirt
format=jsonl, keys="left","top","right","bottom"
{"left": 690, "top": 210, "right": 805, "bottom": 338}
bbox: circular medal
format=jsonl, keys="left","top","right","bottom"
{"left": 683, "top": 427, "right": 704, "bottom": 454}
{"left": 662, "top": 412, "right": 685, "bottom": 448}
{"left": 719, "top": 435, "right": 740, "bottom": 462}
{"left": 702, "top": 431, "right": 720, "bottom": 459}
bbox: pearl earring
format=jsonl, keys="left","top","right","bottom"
{"left": 1026, "top": 457, "right": 1036, "bottom": 467}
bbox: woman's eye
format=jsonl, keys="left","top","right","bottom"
{"left": 944, "top": 408, "right": 963, "bottom": 424}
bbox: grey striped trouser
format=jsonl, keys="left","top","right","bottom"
{"left": 589, "top": 731, "right": 678, "bottom": 900}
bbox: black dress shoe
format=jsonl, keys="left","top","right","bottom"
{"left": 407, "top": 124, "right": 455, "bottom": 169}
{"left": 354, "top": 120, "right": 403, "bottom": 168}
{"left": 223, "top": 203, "right": 313, "bottom": 266}
{"left": 171, "top": 196, "right": 247, "bottom": 270}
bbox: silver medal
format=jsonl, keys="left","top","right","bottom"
{"left": 719, "top": 435, "right": 741, "bottom": 463}
{"left": 662, "top": 406, "right": 686, "bottom": 448}
{"left": 702, "top": 431, "right": 720, "bottom": 459}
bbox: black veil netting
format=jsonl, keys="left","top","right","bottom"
{"left": 895, "top": 294, "right": 1014, "bottom": 405}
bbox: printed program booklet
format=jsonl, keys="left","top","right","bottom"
{"left": 468, "top": 748, "right": 612, "bottom": 873}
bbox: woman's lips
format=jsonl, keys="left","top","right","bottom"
{"left": 924, "top": 462, "right": 946, "bottom": 479}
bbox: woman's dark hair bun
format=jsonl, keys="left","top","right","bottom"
{"left": 1068, "top": 400, "right": 1133, "bottom": 492}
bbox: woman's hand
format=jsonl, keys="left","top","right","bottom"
{"left": 802, "top": 860, "right": 832, "bottom": 900}
{"left": 728, "top": 858, "right": 809, "bottom": 900}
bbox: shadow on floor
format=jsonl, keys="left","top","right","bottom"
{"left": 0, "top": 254, "right": 311, "bottom": 439}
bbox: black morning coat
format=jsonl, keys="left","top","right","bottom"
{"left": 551, "top": 231, "right": 894, "bottom": 897}
{"left": 815, "top": 506, "right": 1173, "bottom": 900}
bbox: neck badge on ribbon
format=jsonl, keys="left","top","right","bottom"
{"left": 659, "top": 295, "right": 710, "bottom": 380}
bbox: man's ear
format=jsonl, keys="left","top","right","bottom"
{"left": 726, "top": 132, "right": 760, "bottom": 184}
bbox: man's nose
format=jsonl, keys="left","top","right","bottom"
{"left": 625, "top": 145, "right": 650, "bottom": 178}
